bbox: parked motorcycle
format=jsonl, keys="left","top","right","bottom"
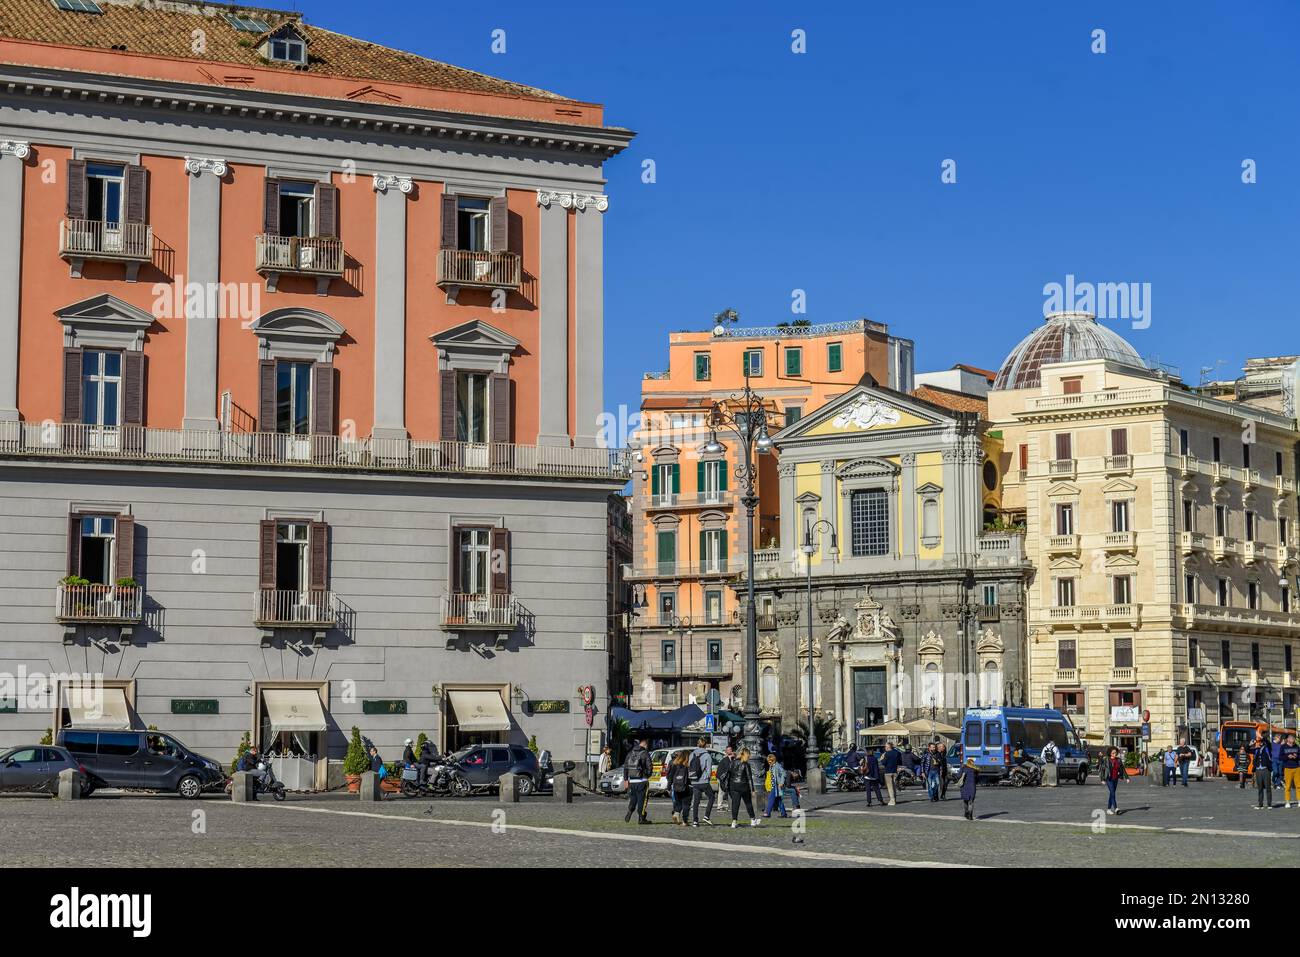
{"left": 894, "top": 766, "right": 918, "bottom": 789}
{"left": 1008, "top": 760, "right": 1043, "bottom": 787}
{"left": 832, "top": 765, "right": 865, "bottom": 792}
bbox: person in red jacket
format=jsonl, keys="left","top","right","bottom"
{"left": 1101, "top": 746, "right": 1123, "bottom": 815}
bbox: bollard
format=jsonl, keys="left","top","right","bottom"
{"left": 499, "top": 773, "right": 520, "bottom": 802}
{"left": 1042, "top": 763, "right": 1058, "bottom": 787}
{"left": 56, "top": 768, "right": 80, "bottom": 801}
{"left": 230, "top": 771, "right": 256, "bottom": 802}
{"left": 551, "top": 772, "right": 574, "bottom": 803}
{"left": 806, "top": 768, "right": 826, "bottom": 795}
{"left": 358, "top": 770, "right": 382, "bottom": 802}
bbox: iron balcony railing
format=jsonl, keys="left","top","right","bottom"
{"left": 255, "top": 235, "right": 344, "bottom": 276}
{"left": 55, "top": 584, "right": 143, "bottom": 623}
{"left": 59, "top": 219, "right": 153, "bottom": 261}
{"left": 437, "top": 249, "right": 521, "bottom": 289}
{"left": 255, "top": 589, "right": 337, "bottom": 627}
{"left": 441, "top": 593, "right": 518, "bottom": 629}
{"left": 0, "top": 423, "right": 631, "bottom": 482}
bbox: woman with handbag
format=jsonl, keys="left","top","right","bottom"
{"left": 724, "top": 748, "right": 760, "bottom": 828}
{"left": 763, "top": 753, "right": 789, "bottom": 818}
{"left": 667, "top": 750, "right": 692, "bottom": 825}
{"left": 1101, "top": 746, "right": 1123, "bottom": 815}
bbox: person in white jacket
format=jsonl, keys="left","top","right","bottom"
{"left": 1041, "top": 740, "right": 1060, "bottom": 765}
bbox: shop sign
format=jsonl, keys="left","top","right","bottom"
{"left": 1188, "top": 707, "right": 1205, "bottom": 724}
{"left": 171, "top": 698, "right": 219, "bottom": 715}
{"left": 1110, "top": 706, "right": 1140, "bottom": 722}
{"left": 361, "top": 699, "right": 408, "bottom": 715}
{"left": 527, "top": 699, "right": 570, "bottom": 714}
{"left": 1111, "top": 725, "right": 1141, "bottom": 736}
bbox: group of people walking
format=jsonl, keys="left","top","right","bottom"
{"left": 1232, "top": 730, "right": 1300, "bottom": 809}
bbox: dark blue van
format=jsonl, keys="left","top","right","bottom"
{"left": 960, "top": 707, "right": 1090, "bottom": 783}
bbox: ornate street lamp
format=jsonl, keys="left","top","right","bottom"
{"left": 703, "top": 367, "right": 772, "bottom": 765}
{"left": 801, "top": 517, "right": 837, "bottom": 779}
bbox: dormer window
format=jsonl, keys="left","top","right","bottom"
{"left": 270, "top": 37, "right": 306, "bottom": 63}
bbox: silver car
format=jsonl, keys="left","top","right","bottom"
{"left": 0, "top": 746, "right": 88, "bottom": 796}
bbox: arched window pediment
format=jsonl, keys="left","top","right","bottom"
{"left": 250, "top": 307, "right": 345, "bottom": 363}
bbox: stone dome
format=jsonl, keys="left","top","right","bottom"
{"left": 992, "top": 312, "right": 1146, "bottom": 391}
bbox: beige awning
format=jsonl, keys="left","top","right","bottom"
{"left": 858, "top": 720, "right": 913, "bottom": 736}
{"left": 449, "top": 690, "right": 511, "bottom": 732}
{"left": 903, "top": 718, "right": 962, "bottom": 736}
{"left": 263, "top": 688, "right": 327, "bottom": 733}
{"left": 64, "top": 685, "right": 131, "bottom": 729}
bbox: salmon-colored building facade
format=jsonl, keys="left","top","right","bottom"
{"left": 0, "top": 0, "right": 633, "bottom": 779}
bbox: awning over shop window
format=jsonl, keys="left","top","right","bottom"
{"left": 448, "top": 690, "right": 511, "bottom": 732}
{"left": 262, "top": 688, "right": 327, "bottom": 734}
{"left": 64, "top": 685, "right": 130, "bottom": 729}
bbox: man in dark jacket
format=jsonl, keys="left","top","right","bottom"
{"left": 1252, "top": 734, "right": 1274, "bottom": 809}
{"left": 623, "top": 739, "right": 653, "bottom": 824}
{"left": 401, "top": 738, "right": 417, "bottom": 768}
{"left": 934, "top": 739, "right": 949, "bottom": 800}
{"left": 879, "top": 742, "right": 902, "bottom": 806}
{"left": 418, "top": 738, "right": 441, "bottom": 787}
{"left": 1175, "top": 738, "right": 1195, "bottom": 787}
{"left": 862, "top": 748, "right": 885, "bottom": 807}
{"left": 236, "top": 745, "right": 259, "bottom": 773}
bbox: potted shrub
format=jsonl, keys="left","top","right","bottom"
{"left": 380, "top": 760, "right": 403, "bottom": 793}
{"left": 415, "top": 732, "right": 428, "bottom": 761}
{"left": 343, "top": 726, "right": 369, "bottom": 792}
{"left": 231, "top": 732, "right": 251, "bottom": 775}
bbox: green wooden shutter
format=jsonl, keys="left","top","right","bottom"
{"left": 720, "top": 531, "right": 728, "bottom": 564}
{"left": 828, "top": 342, "right": 842, "bottom": 372}
{"left": 697, "top": 460, "right": 705, "bottom": 492}
{"left": 786, "top": 348, "right": 802, "bottom": 376}
{"left": 718, "top": 462, "right": 728, "bottom": 492}
{"left": 671, "top": 464, "right": 680, "bottom": 494}
{"left": 651, "top": 467, "right": 660, "bottom": 496}
{"left": 699, "top": 529, "right": 707, "bottom": 565}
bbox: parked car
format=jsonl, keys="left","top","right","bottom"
{"left": 0, "top": 745, "right": 89, "bottom": 796}
{"left": 449, "top": 744, "right": 542, "bottom": 795}
{"left": 1184, "top": 746, "right": 1206, "bottom": 781}
{"left": 649, "top": 746, "right": 725, "bottom": 795}
{"left": 598, "top": 764, "right": 627, "bottom": 796}
{"left": 57, "top": 729, "right": 225, "bottom": 798}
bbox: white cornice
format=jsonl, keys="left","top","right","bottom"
{"left": 536, "top": 189, "right": 608, "bottom": 212}
{"left": 0, "top": 139, "right": 30, "bottom": 160}
{"left": 184, "top": 155, "right": 228, "bottom": 177}
{"left": 372, "top": 173, "right": 414, "bottom": 194}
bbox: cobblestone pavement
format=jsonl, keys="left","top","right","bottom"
{"left": 2, "top": 776, "right": 1297, "bottom": 868}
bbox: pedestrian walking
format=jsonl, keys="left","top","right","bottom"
{"left": 880, "top": 741, "right": 901, "bottom": 806}
{"left": 1251, "top": 733, "right": 1274, "bottom": 809}
{"left": 687, "top": 736, "right": 716, "bottom": 827}
{"left": 623, "top": 738, "right": 653, "bottom": 824}
{"left": 763, "top": 753, "right": 789, "bottom": 818}
{"left": 1162, "top": 747, "right": 1176, "bottom": 787}
{"left": 958, "top": 757, "right": 978, "bottom": 820}
{"left": 922, "top": 743, "right": 941, "bottom": 802}
{"left": 1101, "top": 746, "right": 1123, "bottom": 815}
{"left": 935, "top": 739, "right": 950, "bottom": 800}
{"left": 719, "top": 747, "right": 759, "bottom": 827}
{"left": 1175, "top": 738, "right": 1194, "bottom": 787}
{"left": 1234, "top": 743, "right": 1251, "bottom": 788}
{"left": 862, "top": 748, "right": 885, "bottom": 806}
{"left": 1280, "top": 734, "right": 1300, "bottom": 808}
{"left": 597, "top": 745, "right": 613, "bottom": 778}
{"left": 666, "top": 750, "right": 692, "bottom": 826}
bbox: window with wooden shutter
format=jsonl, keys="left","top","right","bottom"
{"left": 440, "top": 369, "right": 457, "bottom": 441}
{"left": 124, "top": 165, "right": 148, "bottom": 224}
{"left": 440, "top": 193, "right": 458, "bottom": 249}
{"left": 115, "top": 514, "right": 135, "bottom": 582}
{"left": 488, "top": 195, "right": 508, "bottom": 252}
{"left": 490, "top": 373, "right": 510, "bottom": 444}
{"left": 311, "top": 363, "right": 334, "bottom": 435}
{"left": 314, "top": 183, "right": 339, "bottom": 239}
{"left": 1111, "top": 429, "right": 1128, "bottom": 456}
{"left": 1018, "top": 443, "right": 1029, "bottom": 472}
{"left": 122, "top": 351, "right": 144, "bottom": 427}
{"left": 448, "top": 524, "right": 463, "bottom": 591}
{"left": 62, "top": 347, "right": 83, "bottom": 423}
{"left": 1062, "top": 377, "right": 1082, "bottom": 395}
{"left": 309, "top": 522, "right": 329, "bottom": 590}
{"left": 257, "top": 359, "right": 276, "bottom": 431}
{"left": 258, "top": 520, "right": 277, "bottom": 589}
{"left": 1055, "top": 433, "right": 1072, "bottom": 461}
{"left": 66, "top": 514, "right": 82, "bottom": 576}
{"left": 490, "top": 527, "right": 510, "bottom": 594}
{"left": 66, "top": 160, "right": 88, "bottom": 220}
{"left": 262, "top": 178, "right": 281, "bottom": 236}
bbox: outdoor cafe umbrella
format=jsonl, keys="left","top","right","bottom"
{"left": 903, "top": 717, "right": 961, "bottom": 736}
{"left": 858, "top": 720, "right": 912, "bottom": 737}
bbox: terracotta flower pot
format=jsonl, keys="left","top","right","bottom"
{"left": 345, "top": 774, "right": 361, "bottom": 793}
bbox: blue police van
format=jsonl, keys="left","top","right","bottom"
{"left": 959, "top": 707, "right": 1090, "bottom": 783}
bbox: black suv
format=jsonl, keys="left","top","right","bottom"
{"left": 451, "top": 744, "right": 542, "bottom": 795}
{"left": 58, "top": 729, "right": 226, "bottom": 798}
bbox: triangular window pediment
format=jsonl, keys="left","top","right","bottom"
{"left": 1046, "top": 482, "right": 1080, "bottom": 498}
{"left": 1102, "top": 479, "right": 1137, "bottom": 495}
{"left": 1105, "top": 553, "right": 1139, "bottom": 569}
{"left": 432, "top": 319, "right": 520, "bottom": 374}
{"left": 1049, "top": 556, "right": 1082, "bottom": 571}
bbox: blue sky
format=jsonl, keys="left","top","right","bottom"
{"left": 300, "top": 0, "right": 1299, "bottom": 417}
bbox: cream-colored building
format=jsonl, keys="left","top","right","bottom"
{"left": 989, "top": 313, "right": 1300, "bottom": 754}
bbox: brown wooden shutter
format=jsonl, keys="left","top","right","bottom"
{"left": 1055, "top": 433, "right": 1072, "bottom": 460}
{"left": 488, "top": 195, "right": 508, "bottom": 253}
{"left": 439, "top": 193, "right": 458, "bottom": 249}
{"left": 124, "top": 165, "right": 148, "bottom": 224}
{"left": 1063, "top": 377, "right": 1082, "bottom": 395}
{"left": 258, "top": 520, "right": 277, "bottom": 589}
{"left": 308, "top": 521, "right": 329, "bottom": 590}
{"left": 258, "top": 359, "right": 276, "bottom": 431}
{"left": 65, "top": 160, "right": 87, "bottom": 220}
{"left": 311, "top": 363, "right": 334, "bottom": 435}
{"left": 490, "top": 372, "right": 510, "bottom": 444}
{"left": 66, "top": 514, "right": 82, "bottom": 577}
{"left": 122, "top": 351, "right": 144, "bottom": 427}
{"left": 1111, "top": 428, "right": 1128, "bottom": 456}
{"left": 448, "top": 524, "right": 462, "bottom": 590}
{"left": 490, "top": 527, "right": 511, "bottom": 595}
{"left": 314, "top": 183, "right": 339, "bottom": 239}
{"left": 1018, "top": 443, "right": 1028, "bottom": 471}
{"left": 62, "top": 348, "right": 83, "bottom": 424}
{"left": 440, "top": 368, "right": 458, "bottom": 441}
{"left": 114, "top": 514, "right": 135, "bottom": 582}
{"left": 262, "top": 178, "right": 281, "bottom": 236}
